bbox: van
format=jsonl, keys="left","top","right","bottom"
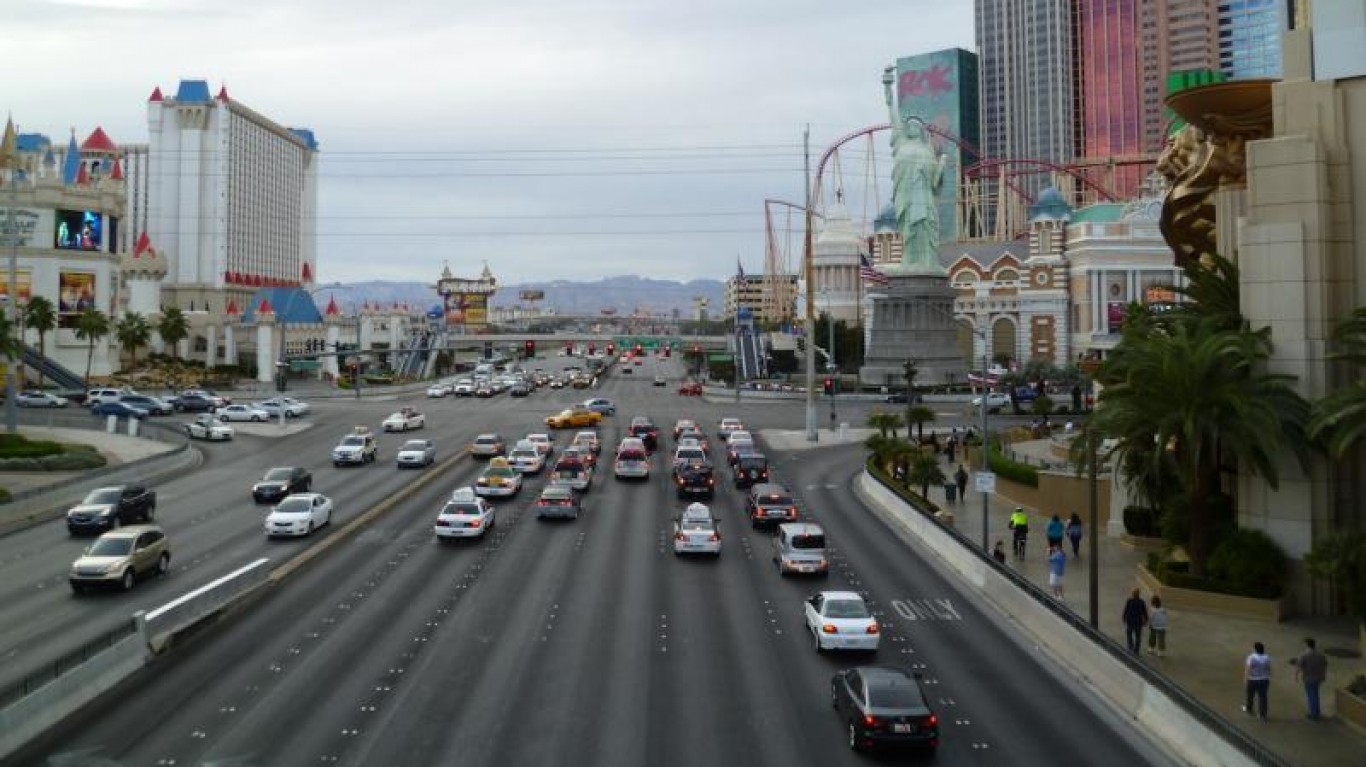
{"left": 772, "top": 522, "right": 828, "bottom": 576}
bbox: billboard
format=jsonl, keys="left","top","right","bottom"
{"left": 58, "top": 270, "right": 96, "bottom": 328}
{"left": 445, "top": 292, "right": 489, "bottom": 330}
{"left": 519, "top": 290, "right": 545, "bottom": 301}
{"left": 54, "top": 210, "right": 105, "bottom": 252}
{"left": 0, "top": 269, "right": 33, "bottom": 305}
{"left": 0, "top": 209, "right": 47, "bottom": 249}
{"left": 895, "top": 48, "right": 979, "bottom": 244}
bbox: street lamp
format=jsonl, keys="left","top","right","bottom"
{"left": 821, "top": 288, "right": 837, "bottom": 430}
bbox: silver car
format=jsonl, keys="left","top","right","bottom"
{"left": 396, "top": 439, "right": 436, "bottom": 468}
{"left": 773, "top": 523, "right": 828, "bottom": 576}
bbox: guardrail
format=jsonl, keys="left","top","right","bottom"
{"left": 136, "top": 558, "right": 272, "bottom": 653}
{"left": 0, "top": 620, "right": 138, "bottom": 710}
{"left": 860, "top": 463, "right": 1293, "bottom": 767}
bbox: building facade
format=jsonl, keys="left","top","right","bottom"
{"left": 893, "top": 48, "right": 980, "bottom": 242}
{"left": 810, "top": 201, "right": 863, "bottom": 324}
{"left": 1077, "top": 0, "right": 1148, "bottom": 199}
{"left": 1145, "top": 0, "right": 1223, "bottom": 153}
{"left": 1218, "top": 0, "right": 1289, "bottom": 79}
{"left": 725, "top": 273, "right": 796, "bottom": 326}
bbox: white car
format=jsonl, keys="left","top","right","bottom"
{"left": 673, "top": 502, "right": 721, "bottom": 557}
{"left": 972, "top": 392, "right": 1012, "bottom": 411}
{"left": 452, "top": 379, "right": 475, "bottom": 396}
{"left": 524, "top": 433, "right": 554, "bottom": 457}
{"left": 383, "top": 409, "right": 426, "bottom": 432}
{"left": 396, "top": 439, "right": 436, "bottom": 468}
{"left": 718, "top": 418, "right": 745, "bottom": 440}
{"left": 434, "top": 488, "right": 494, "bottom": 540}
{"left": 804, "top": 591, "right": 881, "bottom": 654}
{"left": 216, "top": 404, "right": 270, "bottom": 422}
{"left": 279, "top": 397, "right": 311, "bottom": 416}
{"left": 256, "top": 399, "right": 306, "bottom": 418}
{"left": 475, "top": 457, "right": 523, "bottom": 497}
{"left": 426, "top": 383, "right": 452, "bottom": 398}
{"left": 264, "top": 493, "right": 333, "bottom": 537}
{"left": 507, "top": 442, "right": 546, "bottom": 474}
{"left": 613, "top": 440, "right": 650, "bottom": 480}
{"left": 16, "top": 391, "right": 68, "bottom": 408}
{"left": 183, "top": 415, "right": 234, "bottom": 441}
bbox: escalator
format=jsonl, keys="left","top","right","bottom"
{"left": 20, "top": 342, "right": 85, "bottom": 391}
{"left": 735, "top": 331, "right": 764, "bottom": 381}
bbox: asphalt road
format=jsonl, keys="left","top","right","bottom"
{"left": 5, "top": 356, "right": 1163, "bottom": 766}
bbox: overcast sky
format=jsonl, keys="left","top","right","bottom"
{"left": 4, "top": 0, "right": 973, "bottom": 285}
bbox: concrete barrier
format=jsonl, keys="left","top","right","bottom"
{"left": 0, "top": 630, "right": 147, "bottom": 763}
{"left": 855, "top": 472, "right": 1258, "bottom": 767}
{"left": 136, "top": 558, "right": 272, "bottom": 653}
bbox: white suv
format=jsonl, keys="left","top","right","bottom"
{"left": 86, "top": 388, "right": 132, "bottom": 406}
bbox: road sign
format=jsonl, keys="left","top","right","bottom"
{"left": 974, "top": 471, "right": 996, "bottom": 494}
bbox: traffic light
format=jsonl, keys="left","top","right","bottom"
{"left": 823, "top": 377, "right": 834, "bottom": 396}
{"left": 606, "top": 342, "right": 615, "bottom": 355}
{"left": 663, "top": 345, "right": 671, "bottom": 358}
{"left": 797, "top": 337, "right": 807, "bottom": 353}
{"left": 524, "top": 339, "right": 536, "bottom": 359}
{"left": 588, "top": 343, "right": 596, "bottom": 356}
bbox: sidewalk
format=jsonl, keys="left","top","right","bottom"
{"left": 760, "top": 428, "right": 1366, "bottom": 767}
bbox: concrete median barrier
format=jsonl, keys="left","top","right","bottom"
{"left": 136, "top": 557, "right": 272, "bottom": 653}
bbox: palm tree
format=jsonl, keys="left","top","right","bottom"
{"left": 906, "top": 449, "right": 947, "bottom": 500}
{"left": 0, "top": 310, "right": 20, "bottom": 366}
{"left": 115, "top": 312, "right": 153, "bottom": 370}
{"left": 866, "top": 410, "right": 904, "bottom": 439}
{"left": 73, "top": 308, "right": 110, "bottom": 383}
{"left": 22, "top": 296, "right": 56, "bottom": 386}
{"left": 157, "top": 306, "right": 190, "bottom": 359}
{"left": 906, "top": 404, "right": 936, "bottom": 442}
{"left": 864, "top": 433, "right": 900, "bottom": 474}
{"left": 1090, "top": 316, "right": 1310, "bottom": 574}
{"left": 1308, "top": 307, "right": 1366, "bottom": 459}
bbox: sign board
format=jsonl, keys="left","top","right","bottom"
{"left": 519, "top": 289, "right": 545, "bottom": 301}
{"left": 974, "top": 471, "right": 996, "bottom": 494}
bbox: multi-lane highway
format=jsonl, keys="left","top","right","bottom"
{"left": 3, "top": 357, "right": 1170, "bottom": 766}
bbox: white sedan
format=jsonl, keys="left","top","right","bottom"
{"left": 673, "top": 502, "right": 721, "bottom": 557}
{"left": 264, "top": 493, "right": 333, "bottom": 537}
{"left": 16, "top": 391, "right": 68, "bottom": 408}
{"left": 434, "top": 488, "right": 495, "bottom": 540}
{"left": 383, "top": 410, "right": 426, "bottom": 432}
{"left": 256, "top": 399, "right": 306, "bottom": 419}
{"left": 396, "top": 439, "right": 436, "bottom": 468}
{"left": 216, "top": 404, "right": 270, "bottom": 422}
{"left": 279, "top": 397, "right": 311, "bottom": 415}
{"left": 804, "top": 591, "right": 881, "bottom": 654}
{"left": 183, "top": 415, "right": 235, "bottom": 441}
{"left": 507, "top": 443, "right": 546, "bottom": 474}
{"left": 426, "top": 383, "right": 452, "bottom": 398}
{"left": 524, "top": 433, "right": 554, "bottom": 457}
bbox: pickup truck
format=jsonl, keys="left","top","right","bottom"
{"left": 66, "top": 483, "right": 157, "bottom": 535}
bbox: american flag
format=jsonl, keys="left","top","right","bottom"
{"left": 859, "top": 253, "right": 890, "bottom": 286}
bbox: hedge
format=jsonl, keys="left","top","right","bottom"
{"left": 986, "top": 439, "right": 1039, "bottom": 488}
{"left": 0, "top": 434, "right": 65, "bottom": 459}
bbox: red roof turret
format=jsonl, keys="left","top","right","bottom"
{"left": 225, "top": 298, "right": 239, "bottom": 316}
{"left": 80, "top": 127, "right": 118, "bottom": 153}
{"left": 134, "top": 231, "right": 152, "bottom": 257}
{"left": 325, "top": 296, "right": 341, "bottom": 316}
{"left": 216, "top": 85, "right": 230, "bottom": 102}
{"left": 257, "top": 297, "right": 273, "bottom": 315}
{"left": 75, "top": 163, "right": 89, "bottom": 185}
{"left": 109, "top": 159, "right": 124, "bottom": 180}
{"left": 148, "top": 86, "right": 164, "bottom": 102}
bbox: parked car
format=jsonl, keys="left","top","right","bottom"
{"left": 85, "top": 387, "right": 132, "bottom": 406}
{"left": 257, "top": 398, "right": 307, "bottom": 419}
{"left": 66, "top": 484, "right": 157, "bottom": 535}
{"left": 118, "top": 394, "right": 174, "bottom": 416}
{"left": 16, "top": 390, "right": 68, "bottom": 408}
{"left": 172, "top": 393, "right": 217, "bottom": 413}
{"left": 252, "top": 467, "right": 313, "bottom": 503}
{"left": 831, "top": 666, "right": 938, "bottom": 754}
{"left": 216, "top": 404, "right": 270, "bottom": 422}
{"left": 184, "top": 415, "right": 234, "bottom": 441}
{"left": 68, "top": 525, "right": 170, "bottom": 593}
{"left": 90, "top": 401, "right": 148, "bottom": 420}
{"left": 971, "top": 392, "right": 1012, "bottom": 412}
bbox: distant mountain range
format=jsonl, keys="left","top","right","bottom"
{"left": 332, "top": 276, "right": 727, "bottom": 317}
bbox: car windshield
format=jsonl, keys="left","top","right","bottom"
{"left": 264, "top": 469, "right": 293, "bottom": 481}
{"left": 759, "top": 495, "right": 793, "bottom": 507}
{"left": 511, "top": 449, "right": 537, "bottom": 459}
{"left": 340, "top": 437, "right": 365, "bottom": 447}
{"left": 867, "top": 680, "right": 926, "bottom": 709}
{"left": 739, "top": 458, "right": 766, "bottom": 470}
{"left": 275, "top": 497, "right": 312, "bottom": 514}
{"left": 824, "top": 600, "right": 869, "bottom": 619}
{"left": 541, "top": 490, "right": 573, "bottom": 503}
{"left": 401, "top": 441, "right": 428, "bottom": 451}
{"left": 443, "top": 502, "right": 482, "bottom": 516}
{"left": 475, "top": 437, "right": 499, "bottom": 445}
{"left": 792, "top": 534, "right": 825, "bottom": 549}
{"left": 82, "top": 489, "right": 121, "bottom": 505}
{"left": 88, "top": 537, "right": 134, "bottom": 556}
{"left": 681, "top": 519, "right": 713, "bottom": 531}
{"left": 486, "top": 468, "right": 516, "bottom": 479}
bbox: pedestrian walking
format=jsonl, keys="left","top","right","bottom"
{"left": 1045, "top": 514, "right": 1065, "bottom": 552}
{"left": 1065, "top": 513, "right": 1083, "bottom": 557}
{"left": 992, "top": 540, "right": 1007, "bottom": 565}
{"left": 1122, "top": 589, "right": 1148, "bottom": 654}
{"left": 945, "top": 437, "right": 956, "bottom": 463}
{"left": 1293, "top": 637, "right": 1329, "bottom": 720}
{"left": 954, "top": 464, "right": 968, "bottom": 503}
{"left": 1243, "top": 641, "right": 1272, "bottom": 720}
{"left": 1047, "top": 545, "right": 1066, "bottom": 600}
{"left": 1147, "top": 596, "right": 1168, "bottom": 657}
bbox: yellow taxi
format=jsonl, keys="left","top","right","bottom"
{"left": 475, "top": 457, "right": 523, "bottom": 498}
{"left": 544, "top": 407, "right": 604, "bottom": 429}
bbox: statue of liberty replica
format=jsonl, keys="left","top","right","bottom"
{"left": 860, "top": 64, "right": 966, "bottom": 387}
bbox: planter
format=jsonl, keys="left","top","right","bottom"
{"left": 1336, "top": 685, "right": 1366, "bottom": 735}
{"left": 1137, "top": 564, "right": 1289, "bottom": 623}
{"left": 1121, "top": 534, "right": 1167, "bottom": 552}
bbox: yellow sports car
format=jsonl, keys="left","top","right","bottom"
{"left": 544, "top": 407, "right": 603, "bottom": 429}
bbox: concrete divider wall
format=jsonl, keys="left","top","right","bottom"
{"left": 0, "top": 633, "right": 147, "bottom": 762}
{"left": 137, "top": 558, "right": 272, "bottom": 653}
{"left": 855, "top": 473, "right": 1256, "bottom": 767}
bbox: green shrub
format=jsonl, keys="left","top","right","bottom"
{"left": 0, "top": 435, "right": 65, "bottom": 458}
{"left": 1206, "top": 528, "right": 1288, "bottom": 599}
{"left": 1124, "top": 506, "right": 1159, "bottom": 537}
{"left": 38, "top": 451, "right": 107, "bottom": 470}
{"left": 0, "top": 487, "right": 9, "bottom": 502}
{"left": 986, "top": 440, "right": 1039, "bottom": 487}
{"left": 0, "top": 457, "right": 43, "bottom": 471}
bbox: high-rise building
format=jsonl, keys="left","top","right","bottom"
{"left": 892, "top": 48, "right": 980, "bottom": 242}
{"left": 138, "top": 80, "right": 319, "bottom": 311}
{"left": 1144, "top": 1, "right": 1222, "bottom": 153}
{"left": 1076, "top": 0, "right": 1147, "bottom": 199}
{"left": 974, "top": 0, "right": 1076, "bottom": 201}
{"left": 1218, "top": 0, "right": 1289, "bottom": 78}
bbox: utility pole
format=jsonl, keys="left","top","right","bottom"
{"left": 6, "top": 167, "right": 20, "bottom": 433}
{"left": 802, "top": 125, "right": 817, "bottom": 441}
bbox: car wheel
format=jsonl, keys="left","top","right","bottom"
{"left": 847, "top": 722, "right": 862, "bottom": 752}
{"left": 307, "top": 521, "right": 315, "bottom": 535}
{"left": 813, "top": 629, "right": 825, "bottom": 654}
{"left": 156, "top": 553, "right": 170, "bottom": 576}
{"left": 70, "top": 583, "right": 85, "bottom": 596}
{"left": 121, "top": 568, "right": 136, "bottom": 591}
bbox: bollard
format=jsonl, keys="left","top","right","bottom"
{"left": 127, "top": 418, "right": 140, "bottom": 438}
{"left": 106, "top": 415, "right": 118, "bottom": 433}
{"left": 839, "top": 422, "right": 849, "bottom": 440}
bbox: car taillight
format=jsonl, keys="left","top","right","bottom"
{"left": 468, "top": 519, "right": 482, "bottom": 528}
{"left": 786, "top": 508, "right": 796, "bottom": 519}
{"left": 863, "top": 714, "right": 879, "bottom": 727}
{"left": 822, "top": 624, "right": 838, "bottom": 634}
{"left": 537, "top": 499, "right": 548, "bottom": 505}
{"left": 436, "top": 520, "right": 451, "bottom": 527}
{"left": 675, "top": 532, "right": 685, "bottom": 541}
{"left": 926, "top": 714, "right": 938, "bottom": 727}
{"left": 866, "top": 622, "right": 880, "bottom": 635}
{"left": 707, "top": 478, "right": 714, "bottom": 485}
{"left": 709, "top": 532, "right": 720, "bottom": 541}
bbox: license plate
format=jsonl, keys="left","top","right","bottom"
{"left": 766, "top": 509, "right": 785, "bottom": 517}
{"left": 892, "top": 723, "right": 913, "bottom": 734}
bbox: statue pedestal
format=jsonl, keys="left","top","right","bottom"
{"left": 860, "top": 271, "right": 966, "bottom": 387}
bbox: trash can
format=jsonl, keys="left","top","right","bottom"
{"left": 943, "top": 482, "right": 958, "bottom": 503}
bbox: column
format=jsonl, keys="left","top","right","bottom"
{"left": 324, "top": 322, "right": 341, "bottom": 378}
{"left": 204, "top": 325, "right": 218, "bottom": 369}
{"left": 256, "top": 320, "right": 275, "bottom": 383}
{"left": 224, "top": 324, "right": 236, "bottom": 369}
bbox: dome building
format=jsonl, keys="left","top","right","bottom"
{"left": 811, "top": 197, "right": 863, "bottom": 324}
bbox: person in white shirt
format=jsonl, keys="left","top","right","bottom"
{"left": 1242, "top": 641, "right": 1272, "bottom": 720}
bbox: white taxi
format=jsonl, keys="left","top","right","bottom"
{"left": 382, "top": 407, "right": 426, "bottom": 432}
{"left": 804, "top": 591, "right": 881, "bottom": 654}
{"left": 475, "top": 457, "right": 523, "bottom": 498}
{"left": 524, "top": 433, "right": 554, "bottom": 457}
{"left": 508, "top": 441, "right": 546, "bottom": 474}
{"left": 673, "top": 502, "right": 721, "bottom": 557}
{"left": 435, "top": 488, "right": 495, "bottom": 540}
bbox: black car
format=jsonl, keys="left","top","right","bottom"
{"left": 628, "top": 417, "right": 660, "bottom": 452}
{"left": 733, "top": 453, "right": 770, "bottom": 488}
{"left": 173, "top": 394, "right": 217, "bottom": 413}
{"left": 252, "top": 467, "right": 313, "bottom": 503}
{"left": 509, "top": 382, "right": 531, "bottom": 397}
{"left": 831, "top": 666, "right": 939, "bottom": 754}
{"left": 673, "top": 459, "right": 715, "bottom": 499}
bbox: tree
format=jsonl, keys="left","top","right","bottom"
{"left": 22, "top": 296, "right": 56, "bottom": 386}
{"left": 1308, "top": 307, "right": 1366, "bottom": 458}
{"left": 0, "top": 310, "right": 20, "bottom": 367}
{"left": 866, "top": 410, "right": 904, "bottom": 439}
{"left": 906, "top": 449, "right": 947, "bottom": 500}
{"left": 1030, "top": 395, "right": 1055, "bottom": 421}
{"left": 906, "top": 404, "right": 936, "bottom": 442}
{"left": 1090, "top": 316, "right": 1310, "bottom": 575}
{"left": 157, "top": 306, "right": 190, "bottom": 359}
{"left": 73, "top": 308, "right": 110, "bottom": 383}
{"left": 115, "top": 312, "right": 153, "bottom": 370}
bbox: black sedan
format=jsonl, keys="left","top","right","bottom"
{"left": 252, "top": 467, "right": 313, "bottom": 504}
{"left": 173, "top": 394, "right": 217, "bottom": 413}
{"left": 830, "top": 666, "right": 939, "bottom": 754}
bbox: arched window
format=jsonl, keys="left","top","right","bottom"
{"left": 951, "top": 270, "right": 980, "bottom": 289}
{"left": 994, "top": 268, "right": 1020, "bottom": 287}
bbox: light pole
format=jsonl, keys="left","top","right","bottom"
{"left": 822, "top": 288, "right": 836, "bottom": 430}
{"left": 801, "top": 125, "right": 818, "bottom": 441}
{"left": 5, "top": 167, "right": 20, "bottom": 434}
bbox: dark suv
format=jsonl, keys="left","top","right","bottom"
{"left": 733, "top": 453, "right": 770, "bottom": 489}
{"left": 745, "top": 483, "right": 798, "bottom": 529}
{"left": 628, "top": 417, "right": 660, "bottom": 452}
{"left": 673, "top": 459, "right": 716, "bottom": 499}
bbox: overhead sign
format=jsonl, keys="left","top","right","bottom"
{"left": 519, "top": 290, "right": 545, "bottom": 301}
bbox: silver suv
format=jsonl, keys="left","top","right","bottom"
{"left": 69, "top": 524, "right": 170, "bottom": 593}
{"left": 773, "top": 523, "right": 828, "bottom": 576}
